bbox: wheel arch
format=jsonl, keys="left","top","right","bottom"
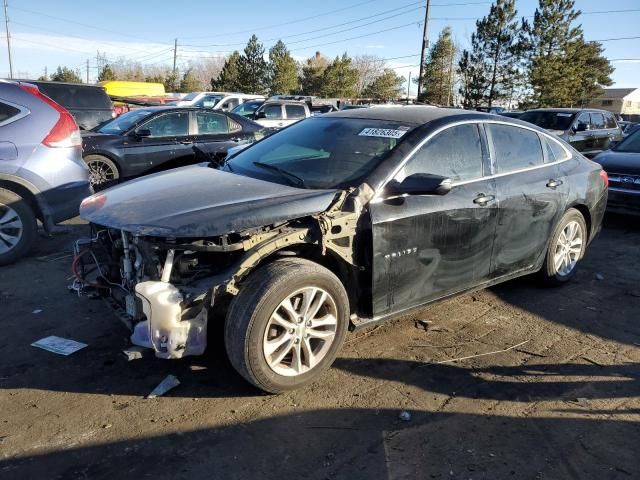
{"left": 0, "top": 178, "right": 45, "bottom": 224}
{"left": 83, "top": 151, "right": 122, "bottom": 175}
{"left": 566, "top": 202, "right": 592, "bottom": 241}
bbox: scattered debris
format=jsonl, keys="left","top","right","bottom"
{"left": 147, "top": 375, "right": 180, "bottom": 399}
{"left": 594, "top": 273, "right": 604, "bottom": 281}
{"left": 31, "top": 336, "right": 87, "bottom": 356}
{"left": 344, "top": 325, "right": 381, "bottom": 345}
{"left": 102, "top": 423, "right": 112, "bottom": 429}
{"left": 420, "top": 340, "right": 530, "bottom": 367}
{"left": 398, "top": 411, "right": 411, "bottom": 422}
{"left": 586, "top": 306, "right": 598, "bottom": 311}
{"left": 570, "top": 397, "right": 591, "bottom": 407}
{"left": 581, "top": 356, "right": 605, "bottom": 367}
{"left": 122, "top": 346, "right": 147, "bottom": 361}
{"left": 415, "top": 319, "right": 432, "bottom": 331}
{"left": 32, "top": 309, "right": 43, "bottom": 314}
{"left": 410, "top": 328, "right": 497, "bottom": 348}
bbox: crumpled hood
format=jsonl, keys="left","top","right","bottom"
{"left": 80, "top": 164, "right": 339, "bottom": 237}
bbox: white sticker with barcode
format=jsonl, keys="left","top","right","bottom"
{"left": 358, "top": 127, "right": 408, "bottom": 139}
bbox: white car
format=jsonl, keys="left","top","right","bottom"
{"left": 175, "top": 92, "right": 265, "bottom": 112}
{"left": 254, "top": 100, "right": 310, "bottom": 129}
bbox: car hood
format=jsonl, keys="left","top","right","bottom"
{"left": 593, "top": 150, "right": 640, "bottom": 175}
{"left": 80, "top": 164, "right": 339, "bottom": 237}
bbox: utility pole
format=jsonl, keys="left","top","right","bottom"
{"left": 172, "top": 38, "right": 178, "bottom": 74}
{"left": 406, "top": 71, "right": 411, "bottom": 104}
{"left": 86, "top": 59, "right": 90, "bottom": 83}
{"left": 416, "top": 0, "right": 431, "bottom": 101}
{"left": 3, "top": 0, "right": 13, "bottom": 79}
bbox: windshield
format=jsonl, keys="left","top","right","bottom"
{"left": 614, "top": 129, "right": 640, "bottom": 153}
{"left": 180, "top": 93, "right": 200, "bottom": 101}
{"left": 95, "top": 110, "right": 150, "bottom": 134}
{"left": 520, "top": 111, "right": 575, "bottom": 131}
{"left": 226, "top": 117, "right": 413, "bottom": 189}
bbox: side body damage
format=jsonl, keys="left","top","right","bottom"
{"left": 73, "top": 185, "right": 374, "bottom": 359}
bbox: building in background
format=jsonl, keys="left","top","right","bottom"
{"left": 587, "top": 88, "right": 640, "bottom": 118}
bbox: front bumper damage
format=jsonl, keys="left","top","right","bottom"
{"left": 72, "top": 186, "right": 372, "bottom": 360}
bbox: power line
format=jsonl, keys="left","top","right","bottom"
{"left": 592, "top": 36, "right": 640, "bottom": 42}
{"left": 182, "top": 3, "right": 424, "bottom": 48}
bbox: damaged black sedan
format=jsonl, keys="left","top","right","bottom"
{"left": 74, "top": 107, "right": 608, "bottom": 393}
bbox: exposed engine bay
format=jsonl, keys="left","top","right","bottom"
{"left": 71, "top": 185, "right": 373, "bottom": 360}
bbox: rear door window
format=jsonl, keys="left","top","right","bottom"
{"left": 285, "top": 104, "right": 307, "bottom": 119}
{"left": 590, "top": 113, "right": 605, "bottom": 130}
{"left": 195, "top": 111, "right": 229, "bottom": 135}
{"left": 400, "top": 124, "right": 484, "bottom": 182}
{"left": 488, "top": 124, "right": 544, "bottom": 173}
{"left": 575, "top": 112, "right": 591, "bottom": 131}
{"left": 263, "top": 104, "right": 284, "bottom": 119}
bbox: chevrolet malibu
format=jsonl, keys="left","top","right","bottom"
{"left": 75, "top": 107, "right": 608, "bottom": 393}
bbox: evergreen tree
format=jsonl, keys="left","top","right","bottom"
{"left": 300, "top": 52, "right": 328, "bottom": 96}
{"left": 469, "top": 0, "right": 520, "bottom": 106}
{"left": 237, "top": 35, "right": 268, "bottom": 94}
{"left": 212, "top": 51, "right": 241, "bottom": 91}
{"left": 458, "top": 47, "right": 489, "bottom": 108}
{"left": 179, "top": 68, "right": 200, "bottom": 92}
{"left": 420, "top": 27, "right": 457, "bottom": 105}
{"left": 50, "top": 66, "right": 82, "bottom": 83}
{"left": 362, "top": 69, "right": 405, "bottom": 100}
{"left": 522, "top": 0, "right": 612, "bottom": 107}
{"left": 268, "top": 40, "right": 298, "bottom": 95}
{"left": 321, "top": 54, "right": 359, "bottom": 98}
{"left": 97, "top": 64, "right": 116, "bottom": 82}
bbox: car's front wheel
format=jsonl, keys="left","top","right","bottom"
{"left": 541, "top": 208, "right": 587, "bottom": 285}
{"left": 84, "top": 155, "right": 119, "bottom": 189}
{"left": 225, "top": 258, "right": 349, "bottom": 393}
{"left": 0, "top": 188, "right": 37, "bottom": 265}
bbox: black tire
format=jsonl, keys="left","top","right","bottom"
{"left": 0, "top": 188, "right": 37, "bottom": 265}
{"left": 84, "top": 155, "right": 119, "bottom": 189}
{"left": 540, "top": 208, "right": 587, "bottom": 286}
{"left": 225, "top": 258, "right": 350, "bottom": 393}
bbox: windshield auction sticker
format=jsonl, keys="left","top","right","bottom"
{"left": 358, "top": 127, "right": 408, "bottom": 139}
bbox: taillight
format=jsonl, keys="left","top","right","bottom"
{"left": 19, "top": 84, "right": 82, "bottom": 148}
{"left": 80, "top": 193, "right": 107, "bottom": 215}
{"left": 599, "top": 169, "right": 609, "bottom": 188}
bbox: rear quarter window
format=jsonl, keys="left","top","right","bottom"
{"left": 285, "top": 104, "right": 307, "bottom": 119}
{"left": 542, "top": 136, "right": 570, "bottom": 162}
{"left": 488, "top": 124, "right": 544, "bottom": 173}
{"left": 0, "top": 102, "right": 21, "bottom": 124}
{"left": 604, "top": 114, "right": 618, "bottom": 129}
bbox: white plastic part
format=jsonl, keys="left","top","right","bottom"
{"left": 132, "top": 281, "right": 207, "bottom": 359}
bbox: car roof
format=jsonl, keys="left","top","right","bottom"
{"left": 525, "top": 108, "right": 612, "bottom": 114}
{"left": 125, "top": 106, "right": 222, "bottom": 114}
{"left": 325, "top": 105, "right": 496, "bottom": 125}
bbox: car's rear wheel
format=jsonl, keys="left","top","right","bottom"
{"left": 541, "top": 208, "right": 587, "bottom": 285}
{"left": 225, "top": 258, "right": 349, "bottom": 393}
{"left": 0, "top": 188, "right": 37, "bottom": 265}
{"left": 84, "top": 155, "right": 119, "bottom": 188}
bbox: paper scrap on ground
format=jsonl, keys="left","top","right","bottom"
{"left": 31, "top": 336, "right": 88, "bottom": 356}
{"left": 147, "top": 375, "right": 180, "bottom": 399}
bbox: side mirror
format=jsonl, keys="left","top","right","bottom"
{"left": 135, "top": 128, "right": 151, "bottom": 139}
{"left": 574, "top": 123, "right": 590, "bottom": 132}
{"left": 256, "top": 111, "right": 266, "bottom": 119}
{"left": 386, "top": 173, "right": 452, "bottom": 197}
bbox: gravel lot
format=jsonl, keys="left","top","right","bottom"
{"left": 1, "top": 214, "right": 638, "bottom": 479}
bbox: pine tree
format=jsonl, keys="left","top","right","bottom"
{"left": 469, "top": 0, "right": 521, "bottom": 107}
{"left": 458, "top": 46, "right": 489, "bottom": 108}
{"left": 97, "top": 64, "right": 116, "bottom": 82}
{"left": 163, "top": 71, "right": 179, "bottom": 92}
{"left": 300, "top": 52, "right": 328, "bottom": 96}
{"left": 420, "top": 27, "right": 457, "bottom": 105}
{"left": 237, "top": 35, "right": 268, "bottom": 94}
{"left": 212, "top": 51, "right": 241, "bottom": 91}
{"left": 268, "top": 40, "right": 298, "bottom": 95}
{"left": 50, "top": 66, "right": 82, "bottom": 83}
{"left": 522, "top": 0, "right": 612, "bottom": 107}
{"left": 179, "top": 68, "right": 200, "bottom": 93}
{"left": 362, "top": 69, "right": 405, "bottom": 101}
{"left": 321, "top": 54, "right": 359, "bottom": 98}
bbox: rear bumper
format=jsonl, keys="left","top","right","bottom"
{"left": 606, "top": 187, "right": 640, "bottom": 216}
{"left": 40, "top": 180, "right": 93, "bottom": 226}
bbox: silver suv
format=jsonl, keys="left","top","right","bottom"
{"left": 0, "top": 80, "right": 92, "bottom": 264}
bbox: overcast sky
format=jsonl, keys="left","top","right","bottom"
{"left": 2, "top": 0, "right": 639, "bottom": 95}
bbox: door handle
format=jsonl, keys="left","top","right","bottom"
{"left": 180, "top": 140, "right": 194, "bottom": 145}
{"left": 546, "top": 179, "right": 564, "bottom": 189}
{"left": 473, "top": 194, "right": 495, "bottom": 206}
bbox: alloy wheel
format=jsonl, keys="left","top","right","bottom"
{"left": 553, "top": 220, "right": 583, "bottom": 277}
{"left": 87, "top": 159, "right": 117, "bottom": 186}
{"left": 262, "top": 286, "right": 338, "bottom": 377}
{"left": 0, "top": 203, "right": 23, "bottom": 254}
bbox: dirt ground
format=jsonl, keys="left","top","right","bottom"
{"left": 0, "top": 214, "right": 638, "bottom": 480}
